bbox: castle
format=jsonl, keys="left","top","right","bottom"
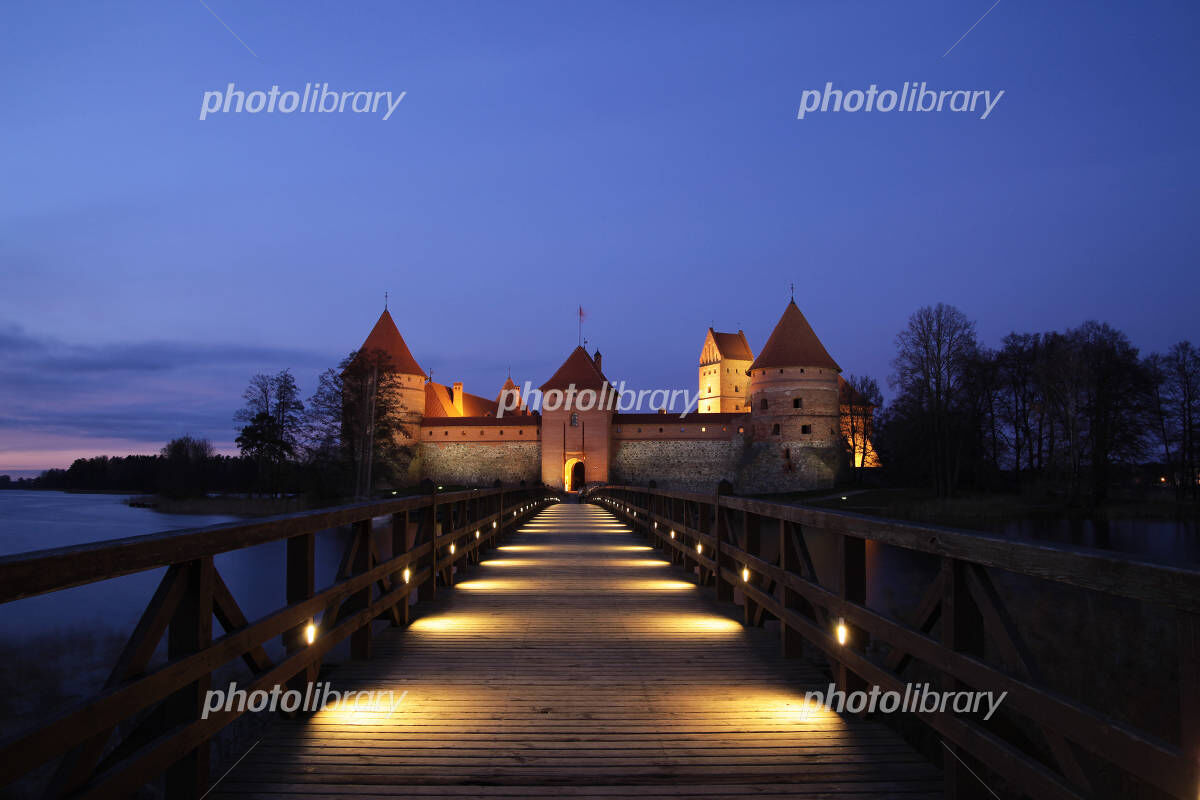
{"left": 352, "top": 300, "right": 876, "bottom": 494}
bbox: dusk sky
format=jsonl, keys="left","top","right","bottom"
{"left": 2, "top": 1, "right": 1198, "bottom": 474}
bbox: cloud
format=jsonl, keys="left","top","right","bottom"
{"left": 0, "top": 325, "right": 335, "bottom": 467}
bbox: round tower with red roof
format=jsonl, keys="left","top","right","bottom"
{"left": 358, "top": 308, "right": 427, "bottom": 424}
{"left": 747, "top": 300, "right": 842, "bottom": 448}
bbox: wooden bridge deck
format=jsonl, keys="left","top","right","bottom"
{"left": 213, "top": 502, "right": 941, "bottom": 799}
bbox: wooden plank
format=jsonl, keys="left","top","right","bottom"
{"left": 211, "top": 501, "right": 940, "bottom": 800}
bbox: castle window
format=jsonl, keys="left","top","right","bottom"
{"left": 734, "top": 386, "right": 739, "bottom": 392}
{"left": 428, "top": 431, "right": 432, "bottom": 437}
{"left": 701, "top": 426, "right": 707, "bottom": 432}
{"left": 779, "top": 369, "right": 784, "bottom": 374}
{"left": 793, "top": 398, "right": 802, "bottom": 409}
{"left": 659, "top": 427, "right": 664, "bottom": 433}
{"left": 444, "top": 431, "right": 448, "bottom": 436}
{"left": 570, "top": 413, "right": 579, "bottom": 427}
{"left": 616, "top": 425, "right": 622, "bottom": 432}
{"left": 801, "top": 424, "right": 812, "bottom": 434}
{"left": 679, "top": 427, "right": 685, "bottom": 432}
{"left": 772, "top": 423, "right": 780, "bottom": 435}
{"left": 637, "top": 427, "right": 642, "bottom": 432}
{"left": 800, "top": 368, "right": 805, "bottom": 374}
{"left": 738, "top": 426, "right": 745, "bottom": 434}
{"left": 519, "top": 429, "right": 524, "bottom": 435}
{"left": 760, "top": 398, "right": 768, "bottom": 410}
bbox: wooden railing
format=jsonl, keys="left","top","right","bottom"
{"left": 0, "top": 485, "right": 555, "bottom": 799}
{"left": 589, "top": 485, "right": 1200, "bottom": 800}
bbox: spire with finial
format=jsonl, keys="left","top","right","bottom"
{"left": 384, "top": 290, "right": 388, "bottom": 310}
{"left": 789, "top": 282, "right": 794, "bottom": 301}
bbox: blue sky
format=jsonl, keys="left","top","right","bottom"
{"left": 2, "top": 1, "right": 1198, "bottom": 472}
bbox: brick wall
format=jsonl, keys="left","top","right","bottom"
{"left": 418, "top": 441, "right": 541, "bottom": 487}
{"left": 610, "top": 436, "right": 844, "bottom": 494}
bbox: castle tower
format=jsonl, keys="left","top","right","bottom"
{"left": 698, "top": 329, "right": 753, "bottom": 413}
{"left": 747, "top": 300, "right": 841, "bottom": 446}
{"left": 539, "top": 346, "right": 612, "bottom": 490}
{"left": 357, "top": 309, "right": 427, "bottom": 423}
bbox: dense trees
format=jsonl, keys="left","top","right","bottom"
{"left": 306, "top": 349, "right": 417, "bottom": 498}
{"left": 234, "top": 370, "right": 305, "bottom": 495}
{"left": 876, "top": 304, "right": 1194, "bottom": 505}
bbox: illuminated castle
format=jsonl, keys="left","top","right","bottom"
{"left": 352, "top": 301, "right": 876, "bottom": 493}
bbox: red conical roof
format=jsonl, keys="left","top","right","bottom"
{"left": 359, "top": 309, "right": 425, "bottom": 376}
{"left": 540, "top": 346, "right": 609, "bottom": 392}
{"left": 749, "top": 301, "right": 840, "bottom": 372}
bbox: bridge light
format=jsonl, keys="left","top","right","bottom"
{"left": 493, "top": 521, "right": 498, "bottom": 528}
{"left": 696, "top": 543, "right": 703, "bottom": 554}
{"left": 836, "top": 618, "right": 848, "bottom": 646}
{"left": 450, "top": 543, "right": 456, "bottom": 555}
{"left": 304, "top": 623, "right": 316, "bottom": 645}
{"left": 475, "top": 530, "right": 480, "bottom": 539}
{"left": 742, "top": 567, "right": 750, "bottom": 583}
{"left": 403, "top": 568, "right": 411, "bottom": 584}
{"left": 670, "top": 530, "right": 675, "bottom": 539}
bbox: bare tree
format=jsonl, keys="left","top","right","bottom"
{"left": 890, "top": 303, "right": 978, "bottom": 496}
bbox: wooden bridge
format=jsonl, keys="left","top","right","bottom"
{"left": 0, "top": 485, "right": 1197, "bottom": 799}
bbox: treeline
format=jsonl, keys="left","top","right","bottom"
{"left": 229, "top": 350, "right": 417, "bottom": 499}
{"left": 873, "top": 303, "right": 1198, "bottom": 505}
{"left": 4, "top": 436, "right": 256, "bottom": 498}
{"left": 4, "top": 347, "right": 413, "bottom": 501}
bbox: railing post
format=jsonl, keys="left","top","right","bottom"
{"left": 286, "top": 533, "right": 316, "bottom": 688}
{"left": 835, "top": 533, "right": 867, "bottom": 696}
{"left": 715, "top": 489, "right": 732, "bottom": 602}
{"left": 348, "top": 519, "right": 373, "bottom": 660}
{"left": 779, "top": 519, "right": 804, "bottom": 658}
{"left": 1180, "top": 610, "right": 1200, "bottom": 797}
{"left": 391, "top": 512, "right": 410, "bottom": 626}
{"left": 420, "top": 493, "right": 438, "bottom": 601}
{"left": 742, "top": 512, "right": 762, "bottom": 627}
{"left": 164, "top": 556, "right": 214, "bottom": 800}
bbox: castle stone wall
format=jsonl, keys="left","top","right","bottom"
{"left": 610, "top": 436, "right": 842, "bottom": 494}
{"left": 418, "top": 442, "right": 541, "bottom": 487}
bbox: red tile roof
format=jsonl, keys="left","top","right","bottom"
{"left": 359, "top": 310, "right": 425, "bottom": 376}
{"left": 749, "top": 301, "right": 840, "bottom": 372}
{"left": 424, "top": 381, "right": 501, "bottom": 418}
{"left": 710, "top": 330, "right": 754, "bottom": 361}
{"left": 421, "top": 416, "right": 539, "bottom": 428}
{"left": 539, "top": 346, "right": 610, "bottom": 392}
{"left": 613, "top": 412, "right": 747, "bottom": 424}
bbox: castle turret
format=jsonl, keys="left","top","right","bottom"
{"left": 747, "top": 300, "right": 841, "bottom": 445}
{"left": 358, "top": 309, "right": 426, "bottom": 422}
{"left": 698, "top": 329, "right": 753, "bottom": 413}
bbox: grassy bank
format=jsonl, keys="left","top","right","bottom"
{"left": 125, "top": 494, "right": 316, "bottom": 516}
{"left": 751, "top": 487, "right": 1200, "bottom": 531}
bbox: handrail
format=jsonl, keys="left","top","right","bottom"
{"left": 590, "top": 484, "right": 1200, "bottom": 800}
{"left": 0, "top": 484, "right": 557, "bottom": 798}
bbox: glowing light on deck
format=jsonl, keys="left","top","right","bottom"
{"left": 624, "top": 579, "right": 695, "bottom": 592}
{"left": 402, "top": 568, "right": 411, "bottom": 584}
{"left": 304, "top": 623, "right": 316, "bottom": 645}
{"left": 836, "top": 618, "right": 848, "bottom": 646}
{"left": 742, "top": 567, "right": 750, "bottom": 582}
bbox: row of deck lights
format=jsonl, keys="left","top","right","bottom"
{"left": 302, "top": 496, "right": 554, "bottom": 649}
{"left": 599, "top": 494, "right": 853, "bottom": 648}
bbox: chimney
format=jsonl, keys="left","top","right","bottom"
{"left": 452, "top": 381, "right": 464, "bottom": 416}
{"left": 593, "top": 350, "right": 602, "bottom": 372}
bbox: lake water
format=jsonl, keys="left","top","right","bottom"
{"left": 0, "top": 490, "right": 355, "bottom": 639}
